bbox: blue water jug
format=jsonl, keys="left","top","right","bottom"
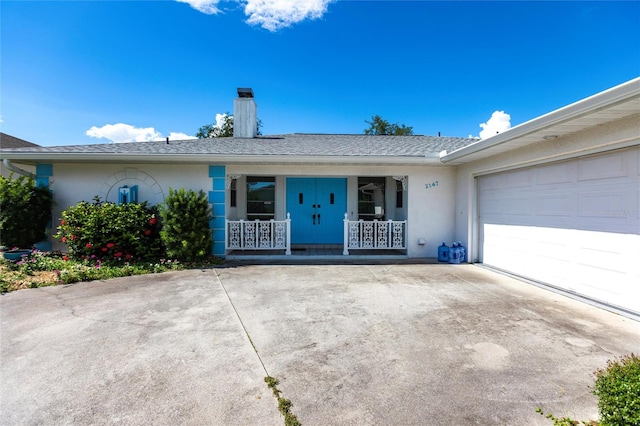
{"left": 457, "top": 241, "right": 466, "bottom": 263}
{"left": 448, "top": 242, "right": 461, "bottom": 264}
{"left": 438, "top": 242, "right": 449, "bottom": 262}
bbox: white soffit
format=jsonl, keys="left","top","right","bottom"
{"left": 440, "top": 77, "right": 640, "bottom": 165}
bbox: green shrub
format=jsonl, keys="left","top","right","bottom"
{"left": 593, "top": 353, "right": 640, "bottom": 425}
{"left": 55, "top": 197, "right": 164, "bottom": 261}
{"left": 538, "top": 353, "right": 640, "bottom": 425}
{"left": 159, "top": 188, "right": 212, "bottom": 262}
{"left": 0, "top": 174, "right": 54, "bottom": 248}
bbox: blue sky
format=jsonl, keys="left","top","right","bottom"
{"left": 2, "top": 1, "right": 639, "bottom": 146}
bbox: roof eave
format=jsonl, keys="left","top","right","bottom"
{"left": 0, "top": 152, "right": 444, "bottom": 165}
{"left": 440, "top": 77, "right": 640, "bottom": 164}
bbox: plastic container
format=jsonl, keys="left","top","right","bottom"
{"left": 437, "top": 242, "right": 449, "bottom": 263}
{"left": 448, "top": 242, "right": 461, "bottom": 264}
{"left": 457, "top": 241, "right": 466, "bottom": 263}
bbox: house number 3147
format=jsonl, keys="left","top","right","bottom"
{"left": 425, "top": 181, "right": 439, "bottom": 189}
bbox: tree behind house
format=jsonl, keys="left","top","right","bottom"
{"left": 364, "top": 115, "right": 414, "bottom": 135}
{"left": 197, "top": 113, "right": 234, "bottom": 138}
{"left": 196, "top": 114, "right": 262, "bottom": 138}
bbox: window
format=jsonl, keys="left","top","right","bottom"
{"left": 358, "top": 177, "right": 385, "bottom": 220}
{"left": 118, "top": 185, "right": 138, "bottom": 204}
{"left": 229, "top": 180, "right": 237, "bottom": 208}
{"left": 396, "top": 179, "right": 403, "bottom": 208}
{"left": 246, "top": 176, "right": 275, "bottom": 220}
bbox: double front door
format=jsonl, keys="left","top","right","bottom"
{"left": 286, "top": 178, "right": 347, "bottom": 244}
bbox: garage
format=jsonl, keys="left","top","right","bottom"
{"left": 478, "top": 147, "right": 640, "bottom": 316}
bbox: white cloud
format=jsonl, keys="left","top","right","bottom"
{"left": 215, "top": 113, "right": 230, "bottom": 127}
{"left": 478, "top": 111, "right": 511, "bottom": 139}
{"left": 176, "top": 0, "right": 333, "bottom": 31}
{"left": 86, "top": 123, "right": 161, "bottom": 143}
{"left": 167, "top": 132, "right": 197, "bottom": 141}
{"left": 86, "top": 123, "right": 195, "bottom": 143}
{"left": 176, "top": 0, "right": 222, "bottom": 14}
{"left": 244, "top": 0, "right": 332, "bottom": 31}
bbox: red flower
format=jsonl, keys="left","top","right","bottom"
{"left": 70, "top": 235, "right": 77, "bottom": 241}
{"left": 144, "top": 229, "right": 151, "bottom": 236}
{"left": 106, "top": 243, "right": 115, "bottom": 248}
{"left": 125, "top": 254, "right": 132, "bottom": 259}
{"left": 114, "top": 252, "right": 123, "bottom": 258}
{"left": 86, "top": 243, "right": 93, "bottom": 248}
{"left": 149, "top": 217, "right": 157, "bottom": 225}
{"left": 61, "top": 237, "right": 67, "bottom": 243}
{"left": 61, "top": 220, "right": 67, "bottom": 226}
{"left": 102, "top": 247, "right": 108, "bottom": 252}
{"left": 62, "top": 255, "right": 69, "bottom": 261}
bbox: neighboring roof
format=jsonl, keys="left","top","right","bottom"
{"left": 441, "top": 77, "right": 640, "bottom": 165}
{"left": 0, "top": 132, "right": 40, "bottom": 149}
{"left": 0, "top": 133, "right": 475, "bottom": 165}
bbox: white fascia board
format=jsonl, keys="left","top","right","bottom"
{"left": 0, "top": 152, "right": 444, "bottom": 166}
{"left": 440, "top": 77, "right": 640, "bottom": 164}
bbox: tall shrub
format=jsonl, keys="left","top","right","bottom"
{"left": 55, "top": 197, "right": 164, "bottom": 260}
{"left": 159, "top": 188, "right": 212, "bottom": 261}
{"left": 0, "top": 174, "right": 54, "bottom": 248}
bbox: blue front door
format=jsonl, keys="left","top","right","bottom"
{"left": 287, "top": 178, "right": 347, "bottom": 244}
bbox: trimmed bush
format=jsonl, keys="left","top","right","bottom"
{"left": 538, "top": 353, "right": 640, "bottom": 425}
{"left": 0, "top": 174, "right": 54, "bottom": 249}
{"left": 593, "top": 353, "right": 640, "bottom": 425}
{"left": 159, "top": 188, "right": 212, "bottom": 261}
{"left": 55, "top": 197, "right": 164, "bottom": 261}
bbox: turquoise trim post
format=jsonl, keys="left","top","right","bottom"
{"left": 34, "top": 164, "right": 53, "bottom": 251}
{"left": 35, "top": 164, "right": 53, "bottom": 188}
{"left": 209, "top": 165, "right": 226, "bottom": 258}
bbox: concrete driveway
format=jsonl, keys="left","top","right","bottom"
{"left": 1, "top": 264, "right": 638, "bottom": 425}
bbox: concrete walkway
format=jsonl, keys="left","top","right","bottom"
{"left": 1, "top": 264, "right": 638, "bottom": 425}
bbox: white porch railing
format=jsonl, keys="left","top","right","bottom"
{"left": 226, "top": 213, "right": 407, "bottom": 256}
{"left": 226, "top": 213, "right": 291, "bottom": 255}
{"left": 343, "top": 213, "right": 407, "bottom": 255}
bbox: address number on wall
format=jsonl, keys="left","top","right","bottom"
{"left": 425, "top": 181, "right": 439, "bottom": 189}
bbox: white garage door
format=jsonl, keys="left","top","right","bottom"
{"left": 478, "top": 147, "right": 640, "bottom": 316}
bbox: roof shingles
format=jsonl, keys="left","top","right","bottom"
{"left": 0, "top": 134, "right": 474, "bottom": 159}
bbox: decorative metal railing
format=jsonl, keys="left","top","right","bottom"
{"left": 226, "top": 214, "right": 291, "bottom": 254}
{"left": 343, "top": 214, "right": 407, "bottom": 255}
{"left": 226, "top": 213, "right": 406, "bottom": 256}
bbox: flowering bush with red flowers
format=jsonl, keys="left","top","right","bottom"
{"left": 55, "top": 197, "right": 164, "bottom": 261}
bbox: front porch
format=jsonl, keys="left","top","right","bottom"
{"left": 224, "top": 214, "right": 408, "bottom": 259}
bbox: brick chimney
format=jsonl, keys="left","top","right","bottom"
{"left": 233, "top": 88, "right": 257, "bottom": 138}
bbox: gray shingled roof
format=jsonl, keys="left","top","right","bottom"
{"left": 0, "top": 132, "right": 40, "bottom": 149}
{"left": 0, "top": 134, "right": 474, "bottom": 159}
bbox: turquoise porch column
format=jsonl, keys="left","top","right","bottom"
{"left": 209, "top": 165, "right": 226, "bottom": 258}
{"left": 35, "top": 164, "right": 53, "bottom": 251}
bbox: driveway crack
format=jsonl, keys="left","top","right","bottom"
{"left": 213, "top": 270, "right": 269, "bottom": 376}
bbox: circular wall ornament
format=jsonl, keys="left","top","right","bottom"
{"left": 98, "top": 168, "right": 165, "bottom": 205}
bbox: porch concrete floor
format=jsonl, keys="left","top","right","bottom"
{"left": 226, "top": 244, "right": 408, "bottom": 260}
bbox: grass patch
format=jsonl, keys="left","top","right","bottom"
{"left": 265, "top": 376, "right": 301, "bottom": 426}
{"left": 0, "top": 250, "right": 222, "bottom": 293}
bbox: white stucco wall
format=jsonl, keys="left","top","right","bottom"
{"left": 225, "top": 163, "right": 457, "bottom": 258}
{"left": 48, "top": 163, "right": 211, "bottom": 252}
{"left": 44, "top": 160, "right": 462, "bottom": 258}
{"left": 453, "top": 113, "right": 640, "bottom": 262}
